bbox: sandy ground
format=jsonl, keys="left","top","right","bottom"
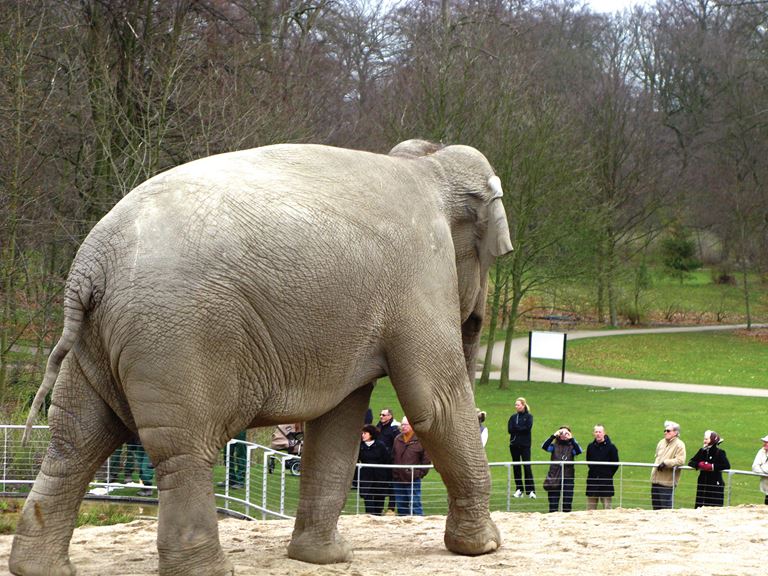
{"left": 1, "top": 505, "right": 766, "bottom": 576}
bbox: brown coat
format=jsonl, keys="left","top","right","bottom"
{"left": 391, "top": 433, "right": 431, "bottom": 482}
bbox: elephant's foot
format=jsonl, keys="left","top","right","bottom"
{"left": 287, "top": 529, "right": 353, "bottom": 564}
{"left": 9, "top": 536, "right": 76, "bottom": 576}
{"left": 158, "top": 540, "right": 233, "bottom": 576}
{"left": 444, "top": 510, "right": 501, "bottom": 556}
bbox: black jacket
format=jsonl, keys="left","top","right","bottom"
{"left": 508, "top": 411, "right": 533, "bottom": 447}
{"left": 376, "top": 421, "right": 400, "bottom": 456}
{"left": 357, "top": 440, "right": 391, "bottom": 495}
{"left": 586, "top": 436, "right": 620, "bottom": 497}
{"left": 688, "top": 445, "right": 730, "bottom": 507}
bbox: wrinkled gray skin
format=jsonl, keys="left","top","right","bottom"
{"left": 10, "top": 140, "right": 512, "bottom": 576}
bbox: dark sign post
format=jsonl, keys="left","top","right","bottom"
{"left": 527, "top": 331, "right": 568, "bottom": 383}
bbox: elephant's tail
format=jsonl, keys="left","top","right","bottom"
{"left": 22, "top": 275, "right": 94, "bottom": 444}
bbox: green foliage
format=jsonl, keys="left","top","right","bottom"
{"left": 75, "top": 504, "right": 136, "bottom": 527}
{"left": 661, "top": 228, "right": 702, "bottom": 283}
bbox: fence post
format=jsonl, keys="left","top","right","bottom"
{"left": 671, "top": 467, "right": 677, "bottom": 508}
{"left": 506, "top": 463, "right": 512, "bottom": 512}
{"left": 2, "top": 427, "right": 7, "bottom": 493}
{"left": 409, "top": 467, "right": 414, "bottom": 516}
{"left": 262, "top": 452, "right": 269, "bottom": 521}
{"left": 618, "top": 464, "right": 623, "bottom": 508}
{"left": 244, "top": 444, "right": 252, "bottom": 518}
{"left": 726, "top": 470, "right": 733, "bottom": 507}
{"left": 355, "top": 464, "right": 361, "bottom": 515}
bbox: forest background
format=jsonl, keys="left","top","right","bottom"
{"left": 2, "top": 0, "right": 768, "bottom": 415}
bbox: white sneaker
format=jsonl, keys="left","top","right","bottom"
{"left": 528, "top": 491, "right": 537, "bottom": 499}
{"left": 513, "top": 489, "right": 523, "bottom": 498}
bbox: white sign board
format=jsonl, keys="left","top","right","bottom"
{"left": 529, "top": 331, "right": 566, "bottom": 360}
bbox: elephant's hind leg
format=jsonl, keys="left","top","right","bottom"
{"left": 287, "top": 383, "right": 373, "bottom": 564}
{"left": 10, "top": 358, "right": 127, "bottom": 576}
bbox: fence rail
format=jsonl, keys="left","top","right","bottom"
{"left": 2, "top": 426, "right": 765, "bottom": 520}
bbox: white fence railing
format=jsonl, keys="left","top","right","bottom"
{"left": 2, "top": 426, "right": 765, "bottom": 519}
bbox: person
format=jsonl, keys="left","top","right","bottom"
{"left": 364, "top": 408, "right": 373, "bottom": 425}
{"left": 108, "top": 433, "right": 141, "bottom": 484}
{"left": 391, "top": 417, "right": 431, "bottom": 515}
{"left": 357, "top": 425, "right": 391, "bottom": 515}
{"left": 688, "top": 430, "right": 729, "bottom": 508}
{"left": 376, "top": 408, "right": 400, "bottom": 513}
{"left": 651, "top": 420, "right": 686, "bottom": 510}
{"left": 542, "top": 426, "right": 582, "bottom": 513}
{"left": 508, "top": 397, "right": 536, "bottom": 498}
{"left": 227, "top": 430, "right": 247, "bottom": 489}
{"left": 477, "top": 409, "right": 488, "bottom": 448}
{"left": 135, "top": 441, "right": 155, "bottom": 497}
{"left": 268, "top": 423, "right": 303, "bottom": 473}
{"left": 751, "top": 434, "right": 768, "bottom": 505}
{"left": 585, "top": 424, "right": 619, "bottom": 510}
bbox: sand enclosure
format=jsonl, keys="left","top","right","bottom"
{"left": 1, "top": 505, "right": 765, "bottom": 575}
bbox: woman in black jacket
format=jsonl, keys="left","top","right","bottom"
{"left": 585, "top": 424, "right": 620, "bottom": 510}
{"left": 357, "top": 425, "right": 391, "bottom": 515}
{"left": 688, "top": 430, "right": 730, "bottom": 508}
{"left": 508, "top": 397, "right": 536, "bottom": 499}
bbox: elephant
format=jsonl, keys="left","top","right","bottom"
{"left": 10, "top": 139, "right": 512, "bottom": 575}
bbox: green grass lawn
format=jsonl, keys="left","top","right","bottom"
{"left": 371, "top": 378, "right": 767, "bottom": 471}
{"left": 366, "top": 376, "right": 768, "bottom": 509}
{"left": 539, "top": 330, "right": 768, "bottom": 388}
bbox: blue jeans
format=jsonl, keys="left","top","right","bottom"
{"left": 393, "top": 479, "right": 423, "bottom": 516}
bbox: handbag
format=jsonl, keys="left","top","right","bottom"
{"left": 543, "top": 466, "right": 562, "bottom": 491}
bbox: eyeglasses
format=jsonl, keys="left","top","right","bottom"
{"left": 380, "top": 413, "right": 388, "bottom": 417}
{"left": 664, "top": 429, "right": 674, "bottom": 433}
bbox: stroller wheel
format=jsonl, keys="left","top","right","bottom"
{"left": 289, "top": 459, "right": 301, "bottom": 476}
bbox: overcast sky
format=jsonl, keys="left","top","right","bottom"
{"left": 587, "top": 0, "right": 653, "bottom": 13}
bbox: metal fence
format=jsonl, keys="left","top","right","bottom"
{"left": 2, "top": 426, "right": 765, "bottom": 520}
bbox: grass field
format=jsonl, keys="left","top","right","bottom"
{"left": 538, "top": 330, "right": 768, "bottom": 388}
{"left": 358, "top": 376, "right": 768, "bottom": 511}
{"left": 370, "top": 378, "right": 768, "bottom": 472}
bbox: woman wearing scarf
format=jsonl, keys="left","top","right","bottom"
{"left": 688, "top": 430, "right": 730, "bottom": 508}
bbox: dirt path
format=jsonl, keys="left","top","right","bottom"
{"left": 483, "top": 324, "right": 768, "bottom": 396}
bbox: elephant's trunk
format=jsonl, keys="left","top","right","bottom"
{"left": 461, "top": 277, "right": 489, "bottom": 383}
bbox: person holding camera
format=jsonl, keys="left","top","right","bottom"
{"left": 542, "top": 426, "right": 582, "bottom": 513}
{"left": 651, "top": 420, "right": 686, "bottom": 510}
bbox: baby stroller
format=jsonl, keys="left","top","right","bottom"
{"left": 268, "top": 424, "right": 304, "bottom": 476}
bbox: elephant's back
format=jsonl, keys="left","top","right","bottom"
{"left": 78, "top": 143, "right": 454, "bottom": 347}
{"left": 104, "top": 144, "right": 446, "bottom": 278}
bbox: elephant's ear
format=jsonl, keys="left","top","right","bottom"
{"left": 484, "top": 176, "right": 514, "bottom": 258}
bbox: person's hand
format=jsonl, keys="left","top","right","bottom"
{"left": 657, "top": 462, "right": 666, "bottom": 471}
{"left": 697, "top": 461, "right": 714, "bottom": 472}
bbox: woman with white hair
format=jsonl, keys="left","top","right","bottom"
{"left": 688, "top": 430, "right": 730, "bottom": 508}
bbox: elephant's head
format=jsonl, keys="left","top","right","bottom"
{"left": 390, "top": 140, "right": 513, "bottom": 380}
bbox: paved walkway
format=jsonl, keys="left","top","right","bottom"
{"left": 481, "top": 324, "right": 768, "bottom": 397}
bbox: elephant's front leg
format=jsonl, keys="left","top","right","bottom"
{"left": 287, "top": 383, "right": 372, "bottom": 564}
{"left": 153, "top": 451, "right": 232, "bottom": 576}
{"left": 390, "top": 353, "right": 501, "bottom": 556}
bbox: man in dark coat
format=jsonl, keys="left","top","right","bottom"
{"left": 586, "top": 424, "right": 620, "bottom": 510}
{"left": 376, "top": 408, "right": 400, "bottom": 513}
